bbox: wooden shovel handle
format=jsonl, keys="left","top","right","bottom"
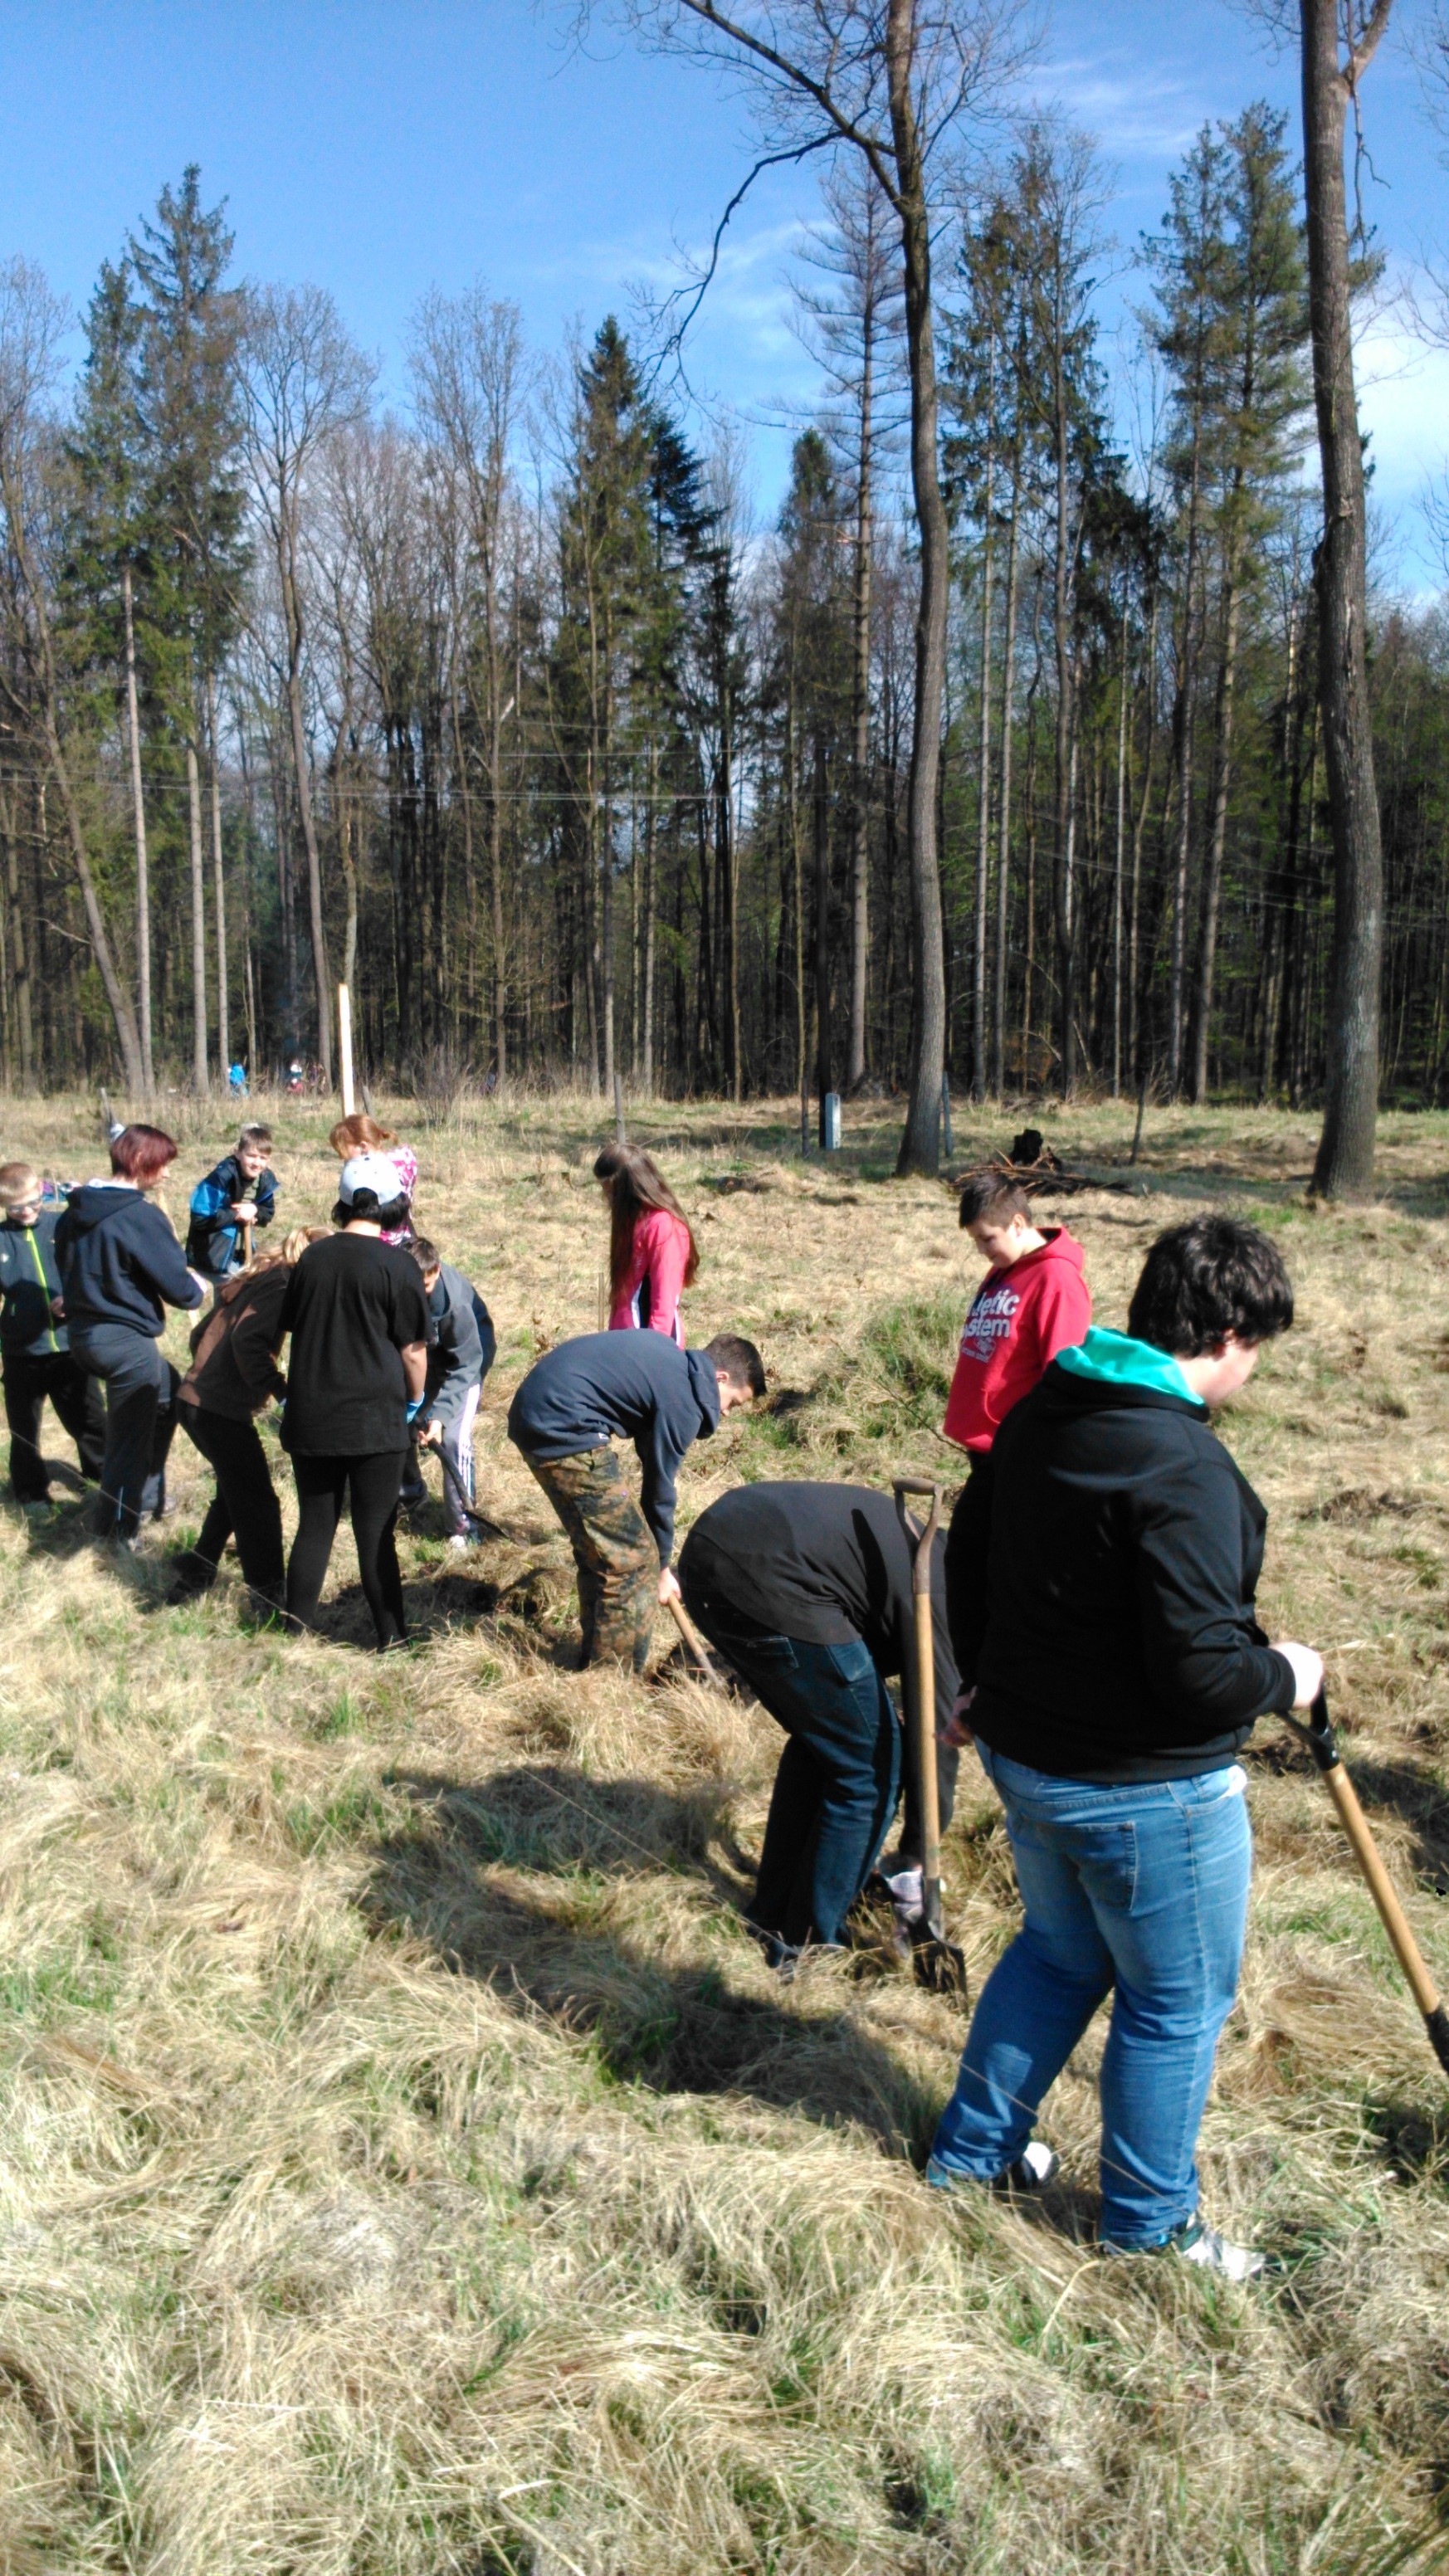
{"left": 666, "top": 1594, "right": 726, "bottom": 1692}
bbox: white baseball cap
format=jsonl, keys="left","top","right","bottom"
{"left": 338, "top": 1152, "right": 401, "bottom": 1206}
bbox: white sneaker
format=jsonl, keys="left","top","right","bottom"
{"left": 1102, "top": 2215, "right": 1266, "bottom": 2281}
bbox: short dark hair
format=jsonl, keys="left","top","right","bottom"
{"left": 238, "top": 1123, "right": 272, "bottom": 1152}
{"left": 704, "top": 1332, "right": 766, "bottom": 1400}
{"left": 331, "top": 1190, "right": 411, "bottom": 1233}
{"left": 1127, "top": 1217, "right": 1293, "bottom": 1357}
{"left": 110, "top": 1124, "right": 177, "bottom": 1185}
{"left": 408, "top": 1237, "right": 442, "bottom": 1272}
{"left": 959, "top": 1172, "right": 1031, "bottom": 1229}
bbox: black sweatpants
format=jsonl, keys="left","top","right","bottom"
{"left": 179, "top": 1404, "right": 285, "bottom": 1593}
{"left": 2, "top": 1351, "right": 106, "bottom": 1502}
{"left": 286, "top": 1450, "right": 407, "bottom": 1647}
{"left": 68, "top": 1325, "right": 180, "bottom": 1540}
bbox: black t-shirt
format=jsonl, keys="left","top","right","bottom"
{"left": 276, "top": 1232, "right": 428, "bottom": 1456}
{"left": 678, "top": 1482, "right": 958, "bottom": 1726}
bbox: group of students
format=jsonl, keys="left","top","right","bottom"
{"left": 1, "top": 1113, "right": 1320, "bottom": 2276}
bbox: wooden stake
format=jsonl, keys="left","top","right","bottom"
{"left": 338, "top": 983, "right": 356, "bottom": 1114}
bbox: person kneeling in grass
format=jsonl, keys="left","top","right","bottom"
{"left": 507, "top": 1328, "right": 764, "bottom": 1672}
{"left": 930, "top": 1215, "right": 1322, "bottom": 2281}
{"left": 678, "top": 1481, "right": 957, "bottom": 1974}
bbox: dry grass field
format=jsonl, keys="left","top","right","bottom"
{"left": 3, "top": 1085, "right": 1449, "bottom": 2574}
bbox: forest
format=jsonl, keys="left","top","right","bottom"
{"left": 0, "top": 4, "right": 1443, "bottom": 1166}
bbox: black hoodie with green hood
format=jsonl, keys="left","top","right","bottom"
{"left": 948, "top": 1326, "right": 1295, "bottom": 1783}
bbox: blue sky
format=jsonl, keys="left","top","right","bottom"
{"left": 2, "top": 0, "right": 1445, "bottom": 575}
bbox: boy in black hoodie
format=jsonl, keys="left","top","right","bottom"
{"left": 508, "top": 1328, "right": 764, "bottom": 1671}
{"left": 402, "top": 1238, "right": 496, "bottom": 1545}
{"left": 0, "top": 1163, "right": 105, "bottom": 1507}
{"left": 930, "top": 1217, "right": 1322, "bottom": 2280}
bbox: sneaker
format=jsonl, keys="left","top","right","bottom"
{"left": 1101, "top": 2215, "right": 1265, "bottom": 2281}
{"left": 927, "top": 2140, "right": 1058, "bottom": 2197}
{"left": 448, "top": 1530, "right": 479, "bottom": 1553}
{"left": 20, "top": 1499, "right": 51, "bottom": 1520}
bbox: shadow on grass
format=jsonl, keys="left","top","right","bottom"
{"left": 359, "top": 1764, "right": 944, "bottom": 2152}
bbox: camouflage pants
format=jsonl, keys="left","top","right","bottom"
{"left": 525, "top": 1444, "right": 657, "bottom": 1672}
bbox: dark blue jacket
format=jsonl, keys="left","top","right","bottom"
{"left": 0, "top": 1208, "right": 70, "bottom": 1357}
{"left": 186, "top": 1154, "right": 280, "bottom": 1279}
{"left": 507, "top": 1329, "right": 720, "bottom": 1564}
{"left": 56, "top": 1184, "right": 205, "bottom": 1340}
{"left": 424, "top": 1263, "right": 496, "bottom": 1432}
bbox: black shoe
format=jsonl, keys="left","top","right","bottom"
{"left": 167, "top": 1549, "right": 217, "bottom": 1603}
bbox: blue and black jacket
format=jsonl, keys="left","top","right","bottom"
{"left": 186, "top": 1155, "right": 280, "bottom": 1280}
{"left": 0, "top": 1208, "right": 71, "bottom": 1359}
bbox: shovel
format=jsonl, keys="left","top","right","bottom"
{"left": 664, "top": 1592, "right": 729, "bottom": 1694}
{"left": 431, "top": 1437, "right": 505, "bottom": 1540}
{"left": 892, "top": 1476, "right": 967, "bottom": 1995}
{"left": 1287, "top": 1690, "right": 1449, "bottom": 2077}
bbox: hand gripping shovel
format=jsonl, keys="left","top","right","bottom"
{"left": 892, "top": 1477, "right": 967, "bottom": 1995}
{"left": 1287, "top": 1690, "right": 1449, "bottom": 2077}
{"left": 665, "top": 1593, "right": 729, "bottom": 1695}
{"left": 431, "top": 1439, "right": 505, "bottom": 1541}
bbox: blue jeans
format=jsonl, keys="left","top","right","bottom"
{"left": 685, "top": 1593, "right": 902, "bottom": 1946}
{"left": 930, "top": 1744, "right": 1252, "bottom": 2247}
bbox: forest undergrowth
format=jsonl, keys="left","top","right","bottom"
{"left": 3, "top": 1088, "right": 1449, "bottom": 2574}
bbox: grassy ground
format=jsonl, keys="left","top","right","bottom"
{"left": 3, "top": 1086, "right": 1449, "bottom": 2574}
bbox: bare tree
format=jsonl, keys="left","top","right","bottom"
{"left": 586, "top": 0, "right": 1027, "bottom": 1173}
{"left": 410, "top": 286, "right": 527, "bottom": 1092}
{"left": 242, "top": 283, "right": 373, "bottom": 1086}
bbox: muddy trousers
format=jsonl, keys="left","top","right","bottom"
{"left": 524, "top": 1444, "right": 657, "bottom": 1672}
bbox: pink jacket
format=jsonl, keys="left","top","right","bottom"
{"left": 380, "top": 1144, "right": 417, "bottom": 1245}
{"left": 607, "top": 1208, "right": 692, "bottom": 1344}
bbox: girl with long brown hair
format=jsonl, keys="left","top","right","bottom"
{"left": 594, "top": 1143, "right": 699, "bottom": 1347}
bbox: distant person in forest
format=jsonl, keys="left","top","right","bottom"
{"left": 0, "top": 1161, "right": 105, "bottom": 1512}
{"left": 227, "top": 1060, "right": 248, "bottom": 1100}
{"left": 507, "top": 1328, "right": 764, "bottom": 1671}
{"left": 595, "top": 1143, "right": 699, "bottom": 1345}
{"left": 330, "top": 1113, "right": 417, "bottom": 1245}
{"left": 55, "top": 1125, "right": 208, "bottom": 1545}
{"left": 400, "top": 1236, "right": 496, "bottom": 1547}
{"left": 186, "top": 1124, "right": 280, "bottom": 1284}
{"left": 275, "top": 1156, "right": 429, "bottom": 1649}
{"left": 172, "top": 1223, "right": 329, "bottom": 1618}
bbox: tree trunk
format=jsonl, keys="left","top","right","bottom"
{"left": 122, "top": 564, "right": 154, "bottom": 1092}
{"left": 207, "top": 668, "right": 229, "bottom": 1078}
{"left": 42, "top": 715, "right": 145, "bottom": 1093}
{"left": 972, "top": 335, "right": 996, "bottom": 1100}
{"left": 1188, "top": 553, "right": 1243, "bottom": 1101}
{"left": 889, "top": 0, "right": 949, "bottom": 1177}
{"left": 0, "top": 785, "right": 33, "bottom": 1088}
{"left": 1112, "top": 595, "right": 1129, "bottom": 1097}
{"left": 846, "top": 324, "right": 874, "bottom": 1093}
{"left": 1051, "top": 310, "right": 1077, "bottom": 1092}
{"left": 993, "top": 445, "right": 1020, "bottom": 1100}
{"left": 280, "top": 534, "right": 332, "bottom": 1086}
{"left": 186, "top": 735, "right": 209, "bottom": 1090}
{"left": 1303, "top": 0, "right": 1388, "bottom": 1198}
{"left": 813, "top": 734, "right": 832, "bottom": 1140}
{"left": 1167, "top": 432, "right": 1203, "bottom": 1096}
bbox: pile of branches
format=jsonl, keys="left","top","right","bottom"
{"left": 953, "top": 1129, "right": 1135, "bottom": 1198}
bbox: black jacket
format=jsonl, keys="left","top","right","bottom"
{"left": 56, "top": 1184, "right": 204, "bottom": 1341}
{"left": 507, "top": 1329, "right": 721, "bottom": 1564}
{"left": 679, "top": 1481, "right": 958, "bottom": 1734}
{"left": 0, "top": 1208, "right": 70, "bottom": 1357}
{"left": 949, "top": 1361, "right": 1295, "bottom": 1782}
{"left": 424, "top": 1263, "right": 496, "bottom": 1432}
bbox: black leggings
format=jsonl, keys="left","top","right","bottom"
{"left": 286, "top": 1450, "right": 407, "bottom": 1647}
{"left": 180, "top": 1405, "right": 285, "bottom": 1593}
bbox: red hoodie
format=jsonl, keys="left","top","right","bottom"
{"left": 942, "top": 1227, "right": 1090, "bottom": 1453}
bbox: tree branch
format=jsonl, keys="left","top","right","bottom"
{"left": 653, "top": 131, "right": 839, "bottom": 358}
{"left": 670, "top": 1, "right": 903, "bottom": 209}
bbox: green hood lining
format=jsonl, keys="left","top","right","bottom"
{"left": 1056, "top": 1326, "right": 1198, "bottom": 1404}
